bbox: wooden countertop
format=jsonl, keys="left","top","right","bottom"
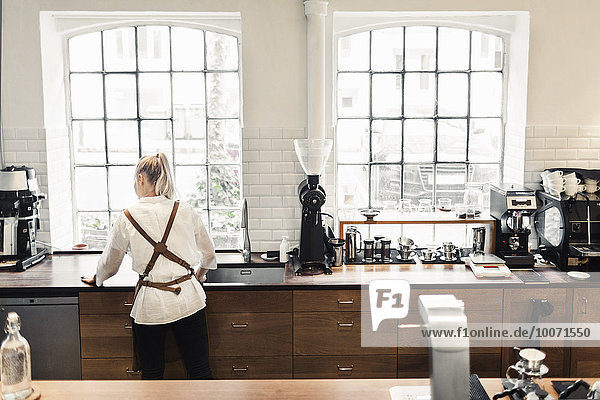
{"left": 0, "top": 252, "right": 595, "bottom": 294}
{"left": 32, "top": 378, "right": 593, "bottom": 399}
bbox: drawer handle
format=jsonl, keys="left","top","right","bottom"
{"left": 124, "top": 302, "right": 133, "bottom": 307}
{"left": 126, "top": 368, "right": 141, "bottom": 375}
{"left": 124, "top": 324, "right": 132, "bottom": 330}
{"left": 240, "top": 270, "right": 252, "bottom": 276}
{"left": 337, "top": 322, "right": 354, "bottom": 328}
{"left": 232, "top": 323, "right": 249, "bottom": 328}
{"left": 232, "top": 366, "right": 249, "bottom": 372}
{"left": 337, "top": 365, "right": 354, "bottom": 372}
{"left": 582, "top": 297, "right": 588, "bottom": 314}
{"left": 338, "top": 299, "right": 354, "bottom": 305}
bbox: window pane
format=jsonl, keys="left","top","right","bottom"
{"left": 72, "top": 121, "right": 105, "bottom": 165}
{"left": 337, "top": 73, "right": 369, "bottom": 117}
{"left": 173, "top": 72, "right": 206, "bottom": 144}
{"left": 403, "top": 164, "right": 433, "bottom": 202}
{"left": 404, "top": 119, "right": 434, "bottom": 162}
{"left": 206, "top": 31, "right": 238, "bottom": 70}
{"left": 438, "top": 119, "right": 467, "bottom": 162}
{"left": 471, "top": 32, "right": 503, "bottom": 71}
{"left": 372, "top": 28, "right": 403, "bottom": 71}
{"left": 405, "top": 27, "right": 436, "bottom": 71}
{"left": 69, "top": 32, "right": 101, "bottom": 72}
{"left": 209, "top": 165, "right": 241, "bottom": 207}
{"left": 336, "top": 119, "right": 369, "bottom": 164}
{"left": 105, "top": 74, "right": 137, "bottom": 118}
{"left": 207, "top": 72, "right": 240, "bottom": 118}
{"left": 172, "top": 27, "right": 204, "bottom": 70}
{"left": 402, "top": 224, "right": 434, "bottom": 248}
{"left": 468, "top": 164, "right": 500, "bottom": 184}
{"left": 470, "top": 72, "right": 502, "bottom": 117}
{"left": 337, "top": 32, "right": 369, "bottom": 71}
{"left": 469, "top": 118, "right": 502, "bottom": 163}
{"left": 175, "top": 128, "right": 206, "bottom": 165}
{"left": 436, "top": 164, "right": 467, "bottom": 205}
{"left": 210, "top": 210, "right": 241, "bottom": 246}
{"left": 138, "top": 26, "right": 170, "bottom": 71}
{"left": 70, "top": 74, "right": 103, "bottom": 118}
{"left": 141, "top": 120, "right": 173, "bottom": 161}
{"left": 108, "top": 166, "right": 137, "bottom": 210}
{"left": 438, "top": 73, "right": 468, "bottom": 117}
{"left": 208, "top": 120, "right": 240, "bottom": 164}
{"left": 176, "top": 166, "right": 207, "bottom": 209}
{"left": 434, "top": 224, "right": 467, "bottom": 247}
{"left": 438, "top": 28, "right": 469, "bottom": 71}
{"left": 337, "top": 165, "right": 369, "bottom": 208}
{"left": 139, "top": 73, "right": 171, "bottom": 118}
{"left": 371, "top": 164, "right": 402, "bottom": 208}
{"left": 404, "top": 73, "right": 434, "bottom": 117}
{"left": 107, "top": 121, "right": 139, "bottom": 164}
{"left": 103, "top": 28, "right": 136, "bottom": 71}
{"left": 372, "top": 74, "right": 402, "bottom": 117}
{"left": 75, "top": 167, "right": 108, "bottom": 210}
{"left": 372, "top": 120, "right": 402, "bottom": 162}
{"left": 78, "top": 212, "right": 109, "bottom": 249}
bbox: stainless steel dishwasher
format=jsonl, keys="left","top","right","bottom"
{"left": 0, "top": 297, "right": 81, "bottom": 379}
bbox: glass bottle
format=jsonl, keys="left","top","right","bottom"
{"left": 1, "top": 312, "right": 32, "bottom": 400}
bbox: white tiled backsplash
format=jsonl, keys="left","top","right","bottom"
{"left": 3, "top": 124, "right": 599, "bottom": 252}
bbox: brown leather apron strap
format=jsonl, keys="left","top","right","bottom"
{"left": 140, "top": 274, "right": 192, "bottom": 295}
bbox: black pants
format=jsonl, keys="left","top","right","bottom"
{"left": 132, "top": 308, "right": 213, "bottom": 380}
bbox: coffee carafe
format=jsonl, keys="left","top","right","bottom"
{"left": 345, "top": 226, "right": 362, "bottom": 262}
{"left": 495, "top": 347, "right": 551, "bottom": 399}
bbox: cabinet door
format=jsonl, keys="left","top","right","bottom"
{"left": 206, "top": 291, "right": 292, "bottom": 313}
{"left": 79, "top": 292, "right": 134, "bottom": 314}
{"left": 571, "top": 288, "right": 600, "bottom": 377}
{"left": 80, "top": 314, "right": 133, "bottom": 358}
{"left": 207, "top": 313, "right": 292, "bottom": 356}
{"left": 502, "top": 288, "right": 571, "bottom": 377}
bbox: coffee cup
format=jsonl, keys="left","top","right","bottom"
{"left": 564, "top": 172, "right": 580, "bottom": 185}
{"left": 564, "top": 185, "right": 578, "bottom": 197}
{"left": 577, "top": 184, "right": 587, "bottom": 193}
{"left": 546, "top": 170, "right": 563, "bottom": 180}
{"left": 586, "top": 185, "right": 599, "bottom": 194}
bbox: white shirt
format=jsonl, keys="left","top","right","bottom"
{"left": 95, "top": 196, "right": 217, "bottom": 325}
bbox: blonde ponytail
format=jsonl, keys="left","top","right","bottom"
{"left": 135, "top": 152, "right": 176, "bottom": 199}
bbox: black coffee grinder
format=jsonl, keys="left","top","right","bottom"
{"left": 294, "top": 139, "right": 333, "bottom": 276}
{"left": 490, "top": 183, "right": 537, "bottom": 267}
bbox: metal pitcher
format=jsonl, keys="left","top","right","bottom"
{"left": 345, "top": 226, "right": 362, "bottom": 262}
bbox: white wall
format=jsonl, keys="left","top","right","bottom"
{"left": 3, "top": 0, "right": 600, "bottom": 250}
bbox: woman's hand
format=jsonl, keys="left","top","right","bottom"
{"left": 81, "top": 274, "right": 97, "bottom": 286}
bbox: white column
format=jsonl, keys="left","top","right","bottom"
{"left": 304, "top": 0, "right": 328, "bottom": 140}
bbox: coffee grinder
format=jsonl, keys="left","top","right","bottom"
{"left": 294, "top": 139, "right": 333, "bottom": 275}
{"left": 490, "top": 183, "right": 537, "bottom": 267}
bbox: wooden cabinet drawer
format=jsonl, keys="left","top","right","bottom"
{"left": 210, "top": 356, "right": 292, "bottom": 379}
{"left": 207, "top": 313, "right": 292, "bottom": 356}
{"left": 80, "top": 314, "right": 132, "bottom": 358}
{"left": 294, "top": 355, "right": 397, "bottom": 379}
{"left": 571, "top": 348, "right": 600, "bottom": 377}
{"left": 293, "top": 290, "right": 361, "bottom": 312}
{"left": 397, "top": 352, "right": 501, "bottom": 378}
{"left": 79, "top": 292, "right": 134, "bottom": 315}
{"left": 410, "top": 289, "right": 503, "bottom": 312}
{"left": 81, "top": 358, "right": 186, "bottom": 380}
{"left": 294, "top": 312, "right": 396, "bottom": 355}
{"left": 206, "top": 291, "right": 292, "bottom": 313}
{"left": 573, "top": 288, "right": 600, "bottom": 323}
{"left": 503, "top": 288, "right": 569, "bottom": 323}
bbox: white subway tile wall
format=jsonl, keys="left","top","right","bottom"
{"left": 4, "top": 124, "right": 598, "bottom": 252}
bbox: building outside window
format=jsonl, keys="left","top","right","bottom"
{"left": 67, "top": 25, "right": 241, "bottom": 249}
{"left": 336, "top": 26, "right": 505, "bottom": 213}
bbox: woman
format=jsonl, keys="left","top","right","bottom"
{"left": 82, "top": 152, "right": 216, "bottom": 380}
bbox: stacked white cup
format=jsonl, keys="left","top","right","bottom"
{"left": 540, "top": 170, "right": 565, "bottom": 196}
{"left": 584, "top": 178, "right": 599, "bottom": 194}
{"left": 563, "top": 172, "right": 581, "bottom": 197}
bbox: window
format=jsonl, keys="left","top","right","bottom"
{"left": 68, "top": 25, "right": 241, "bottom": 249}
{"left": 336, "top": 26, "right": 504, "bottom": 211}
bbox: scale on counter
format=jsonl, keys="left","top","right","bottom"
{"left": 468, "top": 253, "right": 512, "bottom": 278}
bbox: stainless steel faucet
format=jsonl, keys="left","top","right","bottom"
{"left": 241, "top": 198, "right": 251, "bottom": 262}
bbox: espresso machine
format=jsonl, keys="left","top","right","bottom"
{"left": 490, "top": 184, "right": 537, "bottom": 267}
{"left": 535, "top": 189, "right": 600, "bottom": 271}
{"left": 0, "top": 166, "right": 48, "bottom": 271}
{"left": 294, "top": 139, "right": 333, "bottom": 275}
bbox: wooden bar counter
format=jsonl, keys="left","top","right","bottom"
{"left": 32, "top": 378, "right": 594, "bottom": 399}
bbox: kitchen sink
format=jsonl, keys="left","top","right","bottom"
{"left": 205, "top": 265, "right": 286, "bottom": 284}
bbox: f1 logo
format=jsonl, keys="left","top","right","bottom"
{"left": 369, "top": 280, "right": 410, "bottom": 331}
